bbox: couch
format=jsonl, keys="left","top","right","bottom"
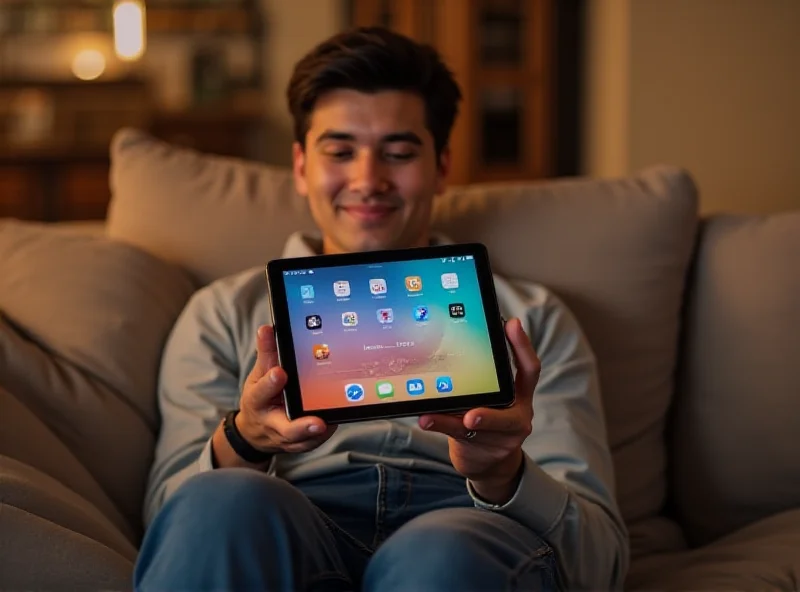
{"left": 1, "top": 128, "right": 798, "bottom": 590}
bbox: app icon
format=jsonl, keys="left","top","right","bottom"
{"left": 369, "top": 278, "right": 387, "bottom": 295}
{"left": 405, "top": 276, "right": 422, "bottom": 292}
{"left": 306, "top": 314, "right": 322, "bottom": 329}
{"left": 313, "top": 344, "right": 330, "bottom": 360}
{"left": 376, "top": 381, "right": 394, "bottom": 399}
{"left": 377, "top": 308, "right": 394, "bottom": 323}
{"left": 441, "top": 273, "right": 459, "bottom": 290}
{"left": 333, "top": 281, "right": 351, "bottom": 297}
{"left": 406, "top": 378, "right": 425, "bottom": 396}
{"left": 413, "top": 305, "right": 429, "bottom": 322}
{"left": 300, "top": 285, "right": 315, "bottom": 299}
{"left": 436, "top": 376, "right": 453, "bottom": 393}
{"left": 341, "top": 311, "right": 358, "bottom": 327}
{"left": 449, "top": 303, "right": 465, "bottom": 318}
{"left": 345, "top": 383, "right": 365, "bottom": 402}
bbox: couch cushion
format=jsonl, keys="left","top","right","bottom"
{"left": 0, "top": 385, "right": 132, "bottom": 541}
{"left": 0, "top": 503, "right": 133, "bottom": 591}
{"left": 106, "top": 129, "right": 699, "bottom": 536}
{"left": 433, "top": 171, "right": 699, "bottom": 533}
{"left": 626, "top": 509, "right": 800, "bottom": 590}
{"left": 0, "top": 455, "right": 136, "bottom": 562}
{"left": 0, "top": 220, "right": 196, "bottom": 536}
{"left": 671, "top": 211, "right": 800, "bottom": 546}
{"left": 107, "top": 127, "right": 317, "bottom": 286}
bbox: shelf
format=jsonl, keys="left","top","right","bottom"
{"left": 0, "top": 2, "right": 262, "bottom": 37}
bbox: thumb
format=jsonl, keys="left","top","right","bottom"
{"left": 247, "top": 365, "right": 288, "bottom": 411}
{"left": 247, "top": 325, "right": 279, "bottom": 385}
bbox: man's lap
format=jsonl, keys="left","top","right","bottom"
{"left": 138, "top": 466, "right": 561, "bottom": 591}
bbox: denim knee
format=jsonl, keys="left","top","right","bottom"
{"left": 141, "top": 468, "right": 309, "bottom": 552}
{"left": 135, "top": 469, "right": 318, "bottom": 590}
{"left": 168, "top": 468, "right": 300, "bottom": 521}
{"left": 364, "top": 508, "right": 560, "bottom": 592}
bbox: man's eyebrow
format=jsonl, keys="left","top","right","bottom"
{"left": 314, "top": 130, "right": 423, "bottom": 146}
{"left": 382, "top": 132, "right": 423, "bottom": 145}
{"left": 315, "top": 131, "right": 355, "bottom": 145}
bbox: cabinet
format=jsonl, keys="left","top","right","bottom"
{"left": 348, "top": 0, "right": 558, "bottom": 185}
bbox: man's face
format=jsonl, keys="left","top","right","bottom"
{"left": 292, "top": 89, "right": 449, "bottom": 254}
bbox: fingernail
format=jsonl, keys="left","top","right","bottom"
{"left": 307, "top": 424, "right": 321, "bottom": 434}
{"left": 257, "top": 326, "right": 266, "bottom": 339}
{"left": 422, "top": 419, "right": 434, "bottom": 429}
{"left": 269, "top": 369, "right": 279, "bottom": 384}
{"left": 472, "top": 416, "right": 482, "bottom": 427}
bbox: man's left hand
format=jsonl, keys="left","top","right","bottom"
{"left": 419, "top": 317, "right": 541, "bottom": 505}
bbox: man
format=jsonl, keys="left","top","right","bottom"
{"left": 134, "top": 27, "right": 629, "bottom": 591}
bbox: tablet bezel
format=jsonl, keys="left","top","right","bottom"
{"left": 266, "top": 243, "right": 515, "bottom": 424}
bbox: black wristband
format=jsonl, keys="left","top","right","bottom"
{"left": 222, "top": 409, "right": 274, "bottom": 464}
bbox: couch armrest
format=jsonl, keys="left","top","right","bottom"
{"left": 0, "top": 455, "right": 137, "bottom": 562}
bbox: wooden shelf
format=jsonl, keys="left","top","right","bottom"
{"left": 0, "top": 2, "right": 262, "bottom": 37}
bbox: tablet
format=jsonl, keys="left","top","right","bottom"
{"left": 266, "top": 243, "right": 515, "bottom": 424}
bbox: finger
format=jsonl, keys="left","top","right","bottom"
{"left": 420, "top": 414, "right": 487, "bottom": 442}
{"left": 264, "top": 405, "right": 329, "bottom": 443}
{"left": 505, "top": 318, "right": 541, "bottom": 400}
{"left": 247, "top": 365, "right": 289, "bottom": 410}
{"left": 281, "top": 425, "right": 338, "bottom": 453}
{"left": 462, "top": 407, "right": 532, "bottom": 436}
{"left": 247, "top": 325, "right": 279, "bottom": 385}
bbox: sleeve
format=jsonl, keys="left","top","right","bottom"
{"left": 142, "top": 285, "right": 243, "bottom": 527}
{"left": 466, "top": 284, "right": 630, "bottom": 590}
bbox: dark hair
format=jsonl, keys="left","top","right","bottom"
{"left": 287, "top": 26, "right": 462, "bottom": 157}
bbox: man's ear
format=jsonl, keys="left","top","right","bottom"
{"left": 292, "top": 142, "right": 308, "bottom": 196}
{"left": 435, "top": 146, "right": 451, "bottom": 196}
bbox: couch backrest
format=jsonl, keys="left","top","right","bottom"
{"left": 107, "top": 128, "right": 699, "bottom": 540}
{"left": 670, "top": 211, "right": 800, "bottom": 546}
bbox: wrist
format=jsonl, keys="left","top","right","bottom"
{"left": 470, "top": 450, "right": 524, "bottom": 505}
{"left": 211, "top": 410, "right": 273, "bottom": 469}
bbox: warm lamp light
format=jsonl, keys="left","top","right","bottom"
{"left": 72, "top": 49, "right": 106, "bottom": 80}
{"left": 113, "top": 0, "right": 146, "bottom": 62}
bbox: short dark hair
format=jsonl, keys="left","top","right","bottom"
{"left": 287, "top": 26, "right": 462, "bottom": 157}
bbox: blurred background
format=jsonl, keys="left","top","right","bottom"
{"left": 0, "top": 0, "right": 797, "bottom": 222}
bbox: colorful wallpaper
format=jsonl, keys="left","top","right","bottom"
{"left": 282, "top": 256, "right": 500, "bottom": 411}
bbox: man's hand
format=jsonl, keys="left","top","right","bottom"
{"left": 419, "top": 317, "right": 540, "bottom": 504}
{"left": 212, "top": 325, "right": 336, "bottom": 468}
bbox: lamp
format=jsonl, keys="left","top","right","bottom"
{"left": 113, "top": 0, "right": 146, "bottom": 62}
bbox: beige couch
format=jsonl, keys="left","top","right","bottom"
{"left": 1, "top": 128, "right": 798, "bottom": 590}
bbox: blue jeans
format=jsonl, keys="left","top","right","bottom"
{"left": 134, "top": 465, "right": 561, "bottom": 591}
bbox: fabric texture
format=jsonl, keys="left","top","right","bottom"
{"left": 671, "top": 211, "right": 800, "bottom": 546}
{"left": 0, "top": 384, "right": 132, "bottom": 541}
{"left": 0, "top": 504, "right": 133, "bottom": 591}
{"left": 0, "top": 219, "right": 196, "bottom": 537}
{"left": 136, "top": 466, "right": 561, "bottom": 591}
{"left": 626, "top": 509, "right": 800, "bottom": 590}
{"left": 107, "top": 129, "right": 699, "bottom": 538}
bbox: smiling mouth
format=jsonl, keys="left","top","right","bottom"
{"left": 338, "top": 204, "right": 399, "bottom": 222}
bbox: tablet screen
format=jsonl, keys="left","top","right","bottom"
{"left": 281, "top": 254, "right": 501, "bottom": 411}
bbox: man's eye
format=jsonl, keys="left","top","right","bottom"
{"left": 326, "top": 150, "right": 353, "bottom": 160}
{"left": 385, "top": 152, "right": 415, "bottom": 162}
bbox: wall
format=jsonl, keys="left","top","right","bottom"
{"left": 259, "top": 0, "right": 345, "bottom": 166}
{"left": 583, "top": 0, "right": 800, "bottom": 215}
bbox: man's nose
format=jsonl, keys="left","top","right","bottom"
{"left": 349, "top": 151, "right": 389, "bottom": 197}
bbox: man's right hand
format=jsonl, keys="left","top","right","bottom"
{"left": 211, "top": 325, "right": 336, "bottom": 468}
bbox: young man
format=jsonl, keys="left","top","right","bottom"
{"left": 134, "top": 27, "right": 629, "bottom": 591}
